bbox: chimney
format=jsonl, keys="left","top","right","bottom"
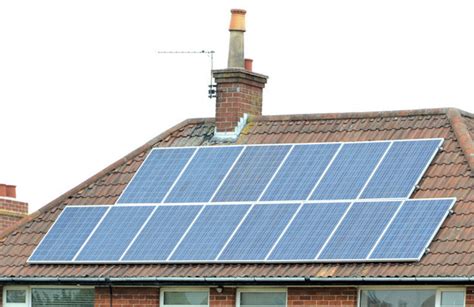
{"left": 0, "top": 184, "right": 28, "bottom": 233}
{"left": 213, "top": 9, "right": 268, "bottom": 141}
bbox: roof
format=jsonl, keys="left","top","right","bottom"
{"left": 0, "top": 107, "right": 473, "bottom": 281}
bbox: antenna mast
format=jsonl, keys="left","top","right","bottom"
{"left": 156, "top": 50, "right": 216, "bottom": 99}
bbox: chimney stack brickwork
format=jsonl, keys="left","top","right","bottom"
{"left": 214, "top": 69, "right": 267, "bottom": 132}
{"left": 0, "top": 184, "right": 28, "bottom": 233}
{"left": 213, "top": 9, "right": 268, "bottom": 137}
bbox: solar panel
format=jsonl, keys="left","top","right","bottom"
{"left": 218, "top": 203, "right": 299, "bottom": 260}
{"left": 29, "top": 206, "right": 108, "bottom": 262}
{"left": 361, "top": 139, "right": 442, "bottom": 199}
{"left": 261, "top": 144, "right": 340, "bottom": 201}
{"left": 268, "top": 202, "right": 350, "bottom": 260}
{"left": 117, "top": 148, "right": 196, "bottom": 203}
{"left": 122, "top": 205, "right": 202, "bottom": 261}
{"left": 165, "top": 147, "right": 243, "bottom": 203}
{"left": 311, "top": 142, "right": 390, "bottom": 200}
{"left": 369, "top": 198, "right": 454, "bottom": 260}
{"left": 29, "top": 139, "right": 452, "bottom": 264}
{"left": 170, "top": 204, "right": 250, "bottom": 260}
{"left": 212, "top": 145, "right": 291, "bottom": 202}
{"left": 75, "top": 206, "right": 154, "bottom": 261}
{"left": 317, "top": 201, "right": 401, "bottom": 260}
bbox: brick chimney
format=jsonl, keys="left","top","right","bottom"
{"left": 0, "top": 184, "right": 28, "bottom": 233}
{"left": 213, "top": 9, "right": 268, "bottom": 141}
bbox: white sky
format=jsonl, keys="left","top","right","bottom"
{"left": 1, "top": 1, "right": 473, "bottom": 212}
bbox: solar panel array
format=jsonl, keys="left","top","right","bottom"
{"left": 29, "top": 199, "right": 454, "bottom": 263}
{"left": 29, "top": 139, "right": 455, "bottom": 264}
{"left": 117, "top": 139, "right": 442, "bottom": 204}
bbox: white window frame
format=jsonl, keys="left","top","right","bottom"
{"left": 160, "top": 287, "right": 210, "bottom": 307}
{"left": 3, "top": 286, "right": 29, "bottom": 307}
{"left": 236, "top": 287, "right": 288, "bottom": 307}
{"left": 3, "top": 285, "right": 95, "bottom": 307}
{"left": 358, "top": 286, "right": 466, "bottom": 307}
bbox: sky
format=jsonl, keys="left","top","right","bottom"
{"left": 1, "top": 1, "right": 473, "bottom": 212}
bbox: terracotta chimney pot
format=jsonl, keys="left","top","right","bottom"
{"left": 6, "top": 185, "right": 16, "bottom": 198}
{"left": 0, "top": 184, "right": 6, "bottom": 197}
{"left": 244, "top": 58, "right": 253, "bottom": 71}
{"left": 229, "top": 9, "right": 246, "bottom": 31}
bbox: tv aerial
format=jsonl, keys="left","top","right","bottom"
{"left": 156, "top": 50, "right": 216, "bottom": 99}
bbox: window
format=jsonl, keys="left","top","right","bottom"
{"left": 360, "top": 289, "right": 465, "bottom": 307}
{"left": 5, "top": 289, "right": 27, "bottom": 303}
{"left": 440, "top": 290, "right": 465, "bottom": 307}
{"left": 237, "top": 289, "right": 287, "bottom": 307}
{"left": 4, "top": 287, "right": 28, "bottom": 306}
{"left": 161, "top": 289, "right": 209, "bottom": 307}
{"left": 32, "top": 288, "right": 94, "bottom": 307}
{"left": 360, "top": 290, "right": 436, "bottom": 307}
{"left": 3, "top": 287, "right": 94, "bottom": 307}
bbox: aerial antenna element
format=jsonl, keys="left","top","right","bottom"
{"left": 156, "top": 50, "right": 216, "bottom": 99}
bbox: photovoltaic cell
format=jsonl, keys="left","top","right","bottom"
{"left": 370, "top": 199, "right": 454, "bottom": 260}
{"left": 361, "top": 139, "right": 442, "bottom": 199}
{"left": 219, "top": 203, "right": 299, "bottom": 260}
{"left": 213, "top": 146, "right": 291, "bottom": 202}
{"left": 29, "top": 207, "right": 108, "bottom": 262}
{"left": 76, "top": 206, "right": 154, "bottom": 261}
{"left": 122, "top": 205, "right": 202, "bottom": 261}
{"left": 261, "top": 144, "right": 340, "bottom": 201}
{"left": 117, "top": 148, "right": 195, "bottom": 203}
{"left": 318, "top": 201, "right": 401, "bottom": 260}
{"left": 171, "top": 204, "right": 250, "bottom": 260}
{"left": 165, "top": 147, "right": 243, "bottom": 203}
{"left": 268, "top": 202, "right": 350, "bottom": 260}
{"left": 311, "top": 142, "right": 390, "bottom": 200}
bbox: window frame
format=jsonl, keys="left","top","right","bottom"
{"left": 236, "top": 287, "right": 288, "bottom": 307}
{"left": 160, "top": 287, "right": 210, "bottom": 307}
{"left": 2, "top": 285, "right": 95, "bottom": 307}
{"left": 358, "top": 286, "right": 466, "bottom": 307}
{"left": 3, "top": 286, "right": 29, "bottom": 307}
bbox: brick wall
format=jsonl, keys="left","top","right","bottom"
{"left": 210, "top": 287, "right": 236, "bottom": 307}
{"left": 95, "top": 287, "right": 159, "bottom": 307}
{"left": 0, "top": 286, "right": 471, "bottom": 307}
{"left": 0, "top": 197, "right": 28, "bottom": 233}
{"left": 288, "top": 287, "right": 358, "bottom": 307}
{"left": 215, "top": 82, "right": 263, "bottom": 132}
{"left": 466, "top": 287, "right": 474, "bottom": 307}
{"left": 213, "top": 69, "right": 267, "bottom": 133}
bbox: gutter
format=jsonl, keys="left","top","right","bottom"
{"left": 0, "top": 276, "right": 473, "bottom": 286}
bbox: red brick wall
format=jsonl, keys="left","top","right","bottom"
{"left": 466, "top": 287, "right": 474, "bottom": 307}
{"left": 210, "top": 287, "right": 236, "bottom": 307}
{"left": 95, "top": 287, "right": 159, "bottom": 307}
{"left": 0, "top": 198, "right": 28, "bottom": 233}
{"left": 215, "top": 82, "right": 263, "bottom": 132}
{"left": 288, "top": 287, "right": 358, "bottom": 307}
{"left": 0, "top": 286, "right": 471, "bottom": 307}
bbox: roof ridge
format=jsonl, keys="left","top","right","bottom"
{"left": 253, "top": 107, "right": 473, "bottom": 122}
{"left": 446, "top": 109, "right": 474, "bottom": 177}
{"left": 0, "top": 117, "right": 212, "bottom": 240}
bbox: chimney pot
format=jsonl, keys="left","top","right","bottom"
{"left": 227, "top": 9, "right": 246, "bottom": 68}
{"left": 0, "top": 184, "right": 16, "bottom": 198}
{"left": 0, "top": 184, "right": 6, "bottom": 197}
{"left": 244, "top": 58, "right": 253, "bottom": 71}
{"left": 6, "top": 185, "right": 16, "bottom": 198}
{"left": 229, "top": 9, "right": 246, "bottom": 31}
